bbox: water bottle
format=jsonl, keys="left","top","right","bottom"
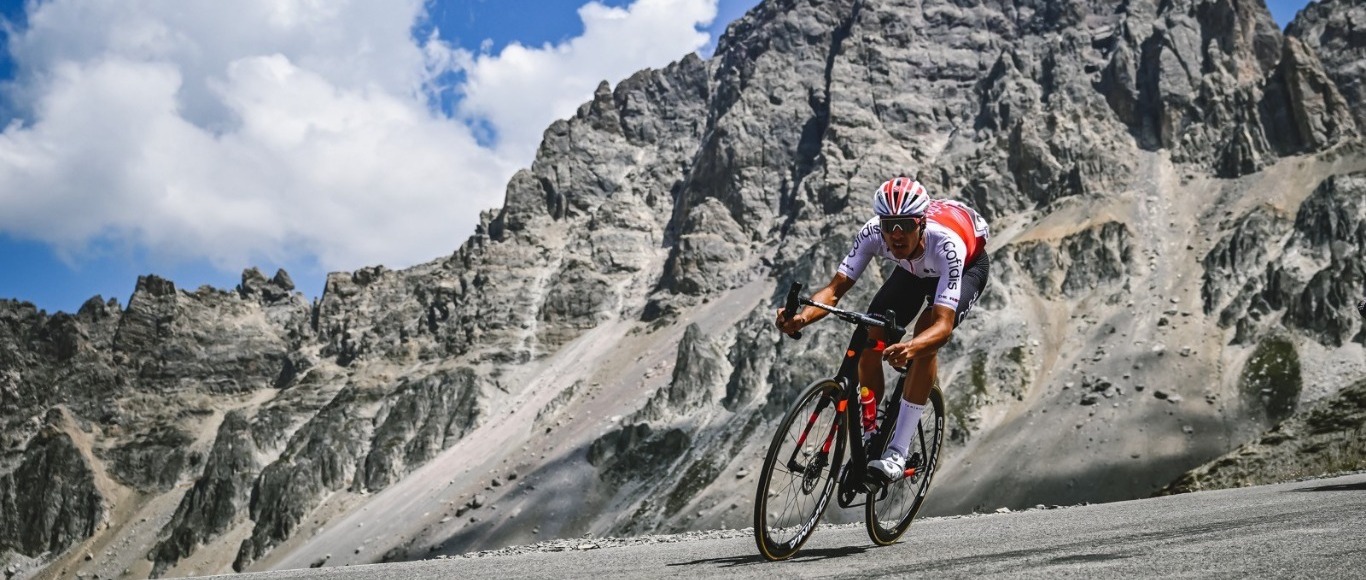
{"left": 859, "top": 386, "right": 878, "bottom": 436}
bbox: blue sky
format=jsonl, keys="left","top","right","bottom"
{"left": 0, "top": 0, "right": 1313, "bottom": 314}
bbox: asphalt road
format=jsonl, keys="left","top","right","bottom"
{"left": 215, "top": 472, "right": 1366, "bottom": 579}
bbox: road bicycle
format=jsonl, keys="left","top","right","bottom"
{"left": 753, "top": 282, "right": 946, "bottom": 561}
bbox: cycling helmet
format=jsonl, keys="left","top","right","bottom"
{"left": 872, "top": 177, "right": 930, "bottom": 217}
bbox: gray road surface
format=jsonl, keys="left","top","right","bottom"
{"left": 217, "top": 472, "right": 1366, "bottom": 579}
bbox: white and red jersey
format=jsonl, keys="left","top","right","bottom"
{"left": 837, "top": 199, "right": 990, "bottom": 309}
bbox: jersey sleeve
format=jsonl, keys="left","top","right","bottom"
{"left": 929, "top": 232, "right": 969, "bottom": 309}
{"left": 837, "top": 219, "right": 882, "bottom": 281}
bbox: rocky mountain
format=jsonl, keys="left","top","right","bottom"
{"left": 2, "top": 0, "right": 1364, "bottom": 578}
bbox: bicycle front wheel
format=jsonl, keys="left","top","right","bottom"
{"left": 865, "top": 384, "right": 945, "bottom": 545}
{"left": 753, "top": 378, "right": 845, "bottom": 561}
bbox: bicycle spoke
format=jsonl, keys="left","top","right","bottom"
{"left": 764, "top": 284, "right": 962, "bottom": 558}
{"left": 755, "top": 381, "right": 843, "bottom": 560}
{"left": 865, "top": 386, "right": 945, "bottom": 546}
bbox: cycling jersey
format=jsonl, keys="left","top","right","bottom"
{"left": 837, "top": 199, "right": 989, "bottom": 310}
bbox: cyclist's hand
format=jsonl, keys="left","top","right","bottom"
{"left": 882, "top": 342, "right": 913, "bottom": 367}
{"left": 775, "top": 308, "right": 806, "bottom": 337}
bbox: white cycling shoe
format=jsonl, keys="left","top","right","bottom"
{"left": 867, "top": 449, "right": 906, "bottom": 483}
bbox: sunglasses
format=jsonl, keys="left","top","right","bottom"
{"left": 880, "top": 216, "right": 921, "bottom": 233}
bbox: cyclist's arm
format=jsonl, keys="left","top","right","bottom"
{"left": 777, "top": 221, "right": 878, "bottom": 335}
{"left": 883, "top": 305, "right": 954, "bottom": 367}
{"left": 797, "top": 272, "right": 855, "bottom": 325}
{"left": 883, "top": 227, "right": 963, "bottom": 365}
{"left": 776, "top": 272, "right": 854, "bottom": 334}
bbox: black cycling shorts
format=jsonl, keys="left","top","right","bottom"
{"left": 866, "top": 251, "right": 991, "bottom": 336}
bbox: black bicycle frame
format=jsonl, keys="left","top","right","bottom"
{"left": 780, "top": 282, "right": 908, "bottom": 509}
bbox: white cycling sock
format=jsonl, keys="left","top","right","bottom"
{"left": 887, "top": 399, "right": 926, "bottom": 458}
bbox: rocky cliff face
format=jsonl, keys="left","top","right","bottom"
{"left": 1208, "top": 172, "right": 1366, "bottom": 346}
{"left": 2, "top": 0, "right": 1365, "bottom": 578}
{"left": 1288, "top": 0, "right": 1366, "bottom": 129}
{"left": 0, "top": 408, "right": 109, "bottom": 558}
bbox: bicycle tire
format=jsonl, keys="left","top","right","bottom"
{"left": 753, "top": 378, "right": 845, "bottom": 561}
{"left": 865, "top": 383, "right": 945, "bottom": 545}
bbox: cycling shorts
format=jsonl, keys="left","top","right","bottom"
{"left": 867, "top": 251, "right": 991, "bottom": 333}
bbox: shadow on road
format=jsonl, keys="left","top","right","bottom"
{"left": 1293, "top": 481, "right": 1366, "bottom": 493}
{"left": 1046, "top": 553, "right": 1129, "bottom": 564}
{"left": 668, "top": 545, "right": 872, "bottom": 568}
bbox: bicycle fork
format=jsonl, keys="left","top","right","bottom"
{"left": 786, "top": 395, "right": 841, "bottom": 493}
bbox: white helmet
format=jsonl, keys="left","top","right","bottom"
{"left": 872, "top": 177, "right": 930, "bottom": 217}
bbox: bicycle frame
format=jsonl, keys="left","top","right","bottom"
{"left": 780, "top": 282, "right": 908, "bottom": 508}
{"left": 756, "top": 281, "right": 947, "bottom": 560}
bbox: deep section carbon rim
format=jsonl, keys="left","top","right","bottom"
{"left": 754, "top": 379, "right": 843, "bottom": 561}
{"left": 865, "top": 385, "right": 945, "bottom": 545}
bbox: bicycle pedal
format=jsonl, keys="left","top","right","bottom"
{"left": 865, "top": 467, "right": 893, "bottom": 488}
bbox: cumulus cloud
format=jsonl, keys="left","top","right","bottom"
{"left": 0, "top": 0, "right": 716, "bottom": 274}
{"left": 452, "top": 0, "right": 716, "bottom": 159}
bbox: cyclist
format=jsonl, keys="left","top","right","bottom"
{"left": 775, "top": 177, "right": 991, "bottom": 484}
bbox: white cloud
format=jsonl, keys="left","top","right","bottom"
{"left": 0, "top": 0, "right": 716, "bottom": 275}
{"left": 452, "top": 0, "right": 717, "bottom": 159}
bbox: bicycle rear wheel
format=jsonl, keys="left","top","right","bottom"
{"left": 865, "top": 383, "right": 945, "bottom": 545}
{"left": 753, "top": 378, "right": 845, "bottom": 561}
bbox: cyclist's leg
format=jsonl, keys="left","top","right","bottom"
{"left": 881, "top": 254, "right": 991, "bottom": 472}
{"left": 858, "top": 267, "right": 926, "bottom": 402}
{"left": 858, "top": 327, "right": 887, "bottom": 403}
{"left": 901, "top": 315, "right": 939, "bottom": 405}
{"left": 845, "top": 324, "right": 873, "bottom": 390}
{"left": 897, "top": 251, "right": 991, "bottom": 405}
